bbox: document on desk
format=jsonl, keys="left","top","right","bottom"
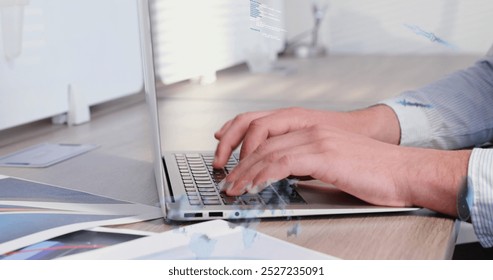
{"left": 0, "top": 143, "right": 98, "bottom": 168}
{"left": 0, "top": 227, "right": 155, "bottom": 260}
{"left": 60, "top": 220, "right": 338, "bottom": 260}
{"left": 0, "top": 175, "right": 162, "bottom": 255}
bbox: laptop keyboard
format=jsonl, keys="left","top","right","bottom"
{"left": 175, "top": 153, "right": 306, "bottom": 207}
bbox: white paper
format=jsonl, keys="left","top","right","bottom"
{"left": 61, "top": 220, "right": 338, "bottom": 260}
{"left": 0, "top": 175, "right": 162, "bottom": 255}
{"left": 0, "top": 143, "right": 98, "bottom": 167}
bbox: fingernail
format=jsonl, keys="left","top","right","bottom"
{"left": 244, "top": 183, "right": 254, "bottom": 194}
{"left": 218, "top": 179, "right": 233, "bottom": 192}
{"left": 249, "top": 180, "right": 272, "bottom": 194}
{"left": 213, "top": 154, "right": 221, "bottom": 165}
{"left": 246, "top": 183, "right": 259, "bottom": 194}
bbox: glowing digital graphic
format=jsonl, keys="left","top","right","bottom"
{"left": 287, "top": 222, "right": 302, "bottom": 237}
{"left": 189, "top": 234, "right": 217, "bottom": 259}
{"left": 397, "top": 98, "right": 433, "bottom": 108}
{"left": 403, "top": 23, "right": 456, "bottom": 50}
{"left": 249, "top": 0, "right": 285, "bottom": 41}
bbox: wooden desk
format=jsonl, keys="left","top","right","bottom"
{"left": 0, "top": 55, "right": 480, "bottom": 259}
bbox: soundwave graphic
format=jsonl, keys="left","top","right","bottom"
{"left": 403, "top": 23, "right": 457, "bottom": 50}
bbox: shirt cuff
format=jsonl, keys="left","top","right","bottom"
{"left": 468, "top": 148, "right": 493, "bottom": 248}
{"left": 378, "top": 97, "right": 433, "bottom": 147}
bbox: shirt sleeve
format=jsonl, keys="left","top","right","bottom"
{"left": 379, "top": 56, "right": 493, "bottom": 150}
{"left": 468, "top": 148, "right": 493, "bottom": 248}
{"left": 379, "top": 56, "right": 493, "bottom": 248}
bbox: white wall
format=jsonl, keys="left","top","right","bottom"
{"left": 151, "top": 0, "right": 284, "bottom": 85}
{"left": 0, "top": 0, "right": 285, "bottom": 130}
{"left": 285, "top": 0, "right": 493, "bottom": 54}
{"left": 0, "top": 0, "right": 143, "bottom": 130}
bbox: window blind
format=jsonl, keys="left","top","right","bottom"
{"left": 150, "top": 0, "right": 284, "bottom": 85}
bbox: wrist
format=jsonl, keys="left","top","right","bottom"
{"left": 348, "top": 105, "right": 401, "bottom": 144}
{"left": 400, "top": 148, "right": 471, "bottom": 217}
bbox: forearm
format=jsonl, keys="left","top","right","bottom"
{"left": 396, "top": 147, "right": 472, "bottom": 217}
{"left": 348, "top": 105, "right": 472, "bottom": 216}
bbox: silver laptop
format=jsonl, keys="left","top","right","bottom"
{"left": 137, "top": 0, "right": 416, "bottom": 221}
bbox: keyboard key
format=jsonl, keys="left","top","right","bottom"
{"left": 241, "top": 195, "right": 263, "bottom": 205}
{"left": 196, "top": 180, "right": 213, "bottom": 185}
{"left": 212, "top": 173, "right": 226, "bottom": 181}
{"left": 174, "top": 152, "right": 310, "bottom": 207}
{"left": 202, "top": 198, "right": 221, "bottom": 205}
{"left": 193, "top": 170, "right": 208, "bottom": 174}
{"left": 186, "top": 193, "right": 199, "bottom": 198}
{"left": 186, "top": 190, "right": 197, "bottom": 196}
{"left": 186, "top": 153, "right": 201, "bottom": 158}
{"left": 199, "top": 192, "right": 218, "bottom": 197}
{"left": 221, "top": 194, "right": 241, "bottom": 205}
{"left": 192, "top": 174, "right": 210, "bottom": 179}
{"left": 276, "top": 189, "right": 306, "bottom": 204}
{"left": 197, "top": 186, "right": 215, "bottom": 191}
{"left": 260, "top": 195, "right": 284, "bottom": 205}
{"left": 189, "top": 199, "right": 201, "bottom": 205}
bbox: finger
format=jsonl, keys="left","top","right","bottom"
{"left": 225, "top": 150, "right": 320, "bottom": 196}
{"left": 233, "top": 125, "right": 332, "bottom": 179}
{"left": 213, "top": 121, "right": 234, "bottom": 168}
{"left": 215, "top": 111, "right": 272, "bottom": 140}
{"left": 226, "top": 127, "right": 322, "bottom": 184}
{"left": 225, "top": 140, "right": 327, "bottom": 196}
{"left": 239, "top": 108, "right": 309, "bottom": 160}
{"left": 213, "top": 111, "right": 271, "bottom": 168}
{"left": 214, "top": 119, "right": 233, "bottom": 140}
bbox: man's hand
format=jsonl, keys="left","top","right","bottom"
{"left": 213, "top": 105, "right": 400, "bottom": 169}
{"left": 220, "top": 125, "right": 411, "bottom": 206}
{"left": 213, "top": 106, "right": 471, "bottom": 217}
{"left": 219, "top": 124, "right": 471, "bottom": 217}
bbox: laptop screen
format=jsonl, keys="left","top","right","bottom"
{"left": 136, "top": 0, "right": 168, "bottom": 217}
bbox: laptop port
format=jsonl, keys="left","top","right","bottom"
{"left": 184, "top": 212, "right": 203, "bottom": 218}
{"left": 208, "top": 212, "right": 223, "bottom": 217}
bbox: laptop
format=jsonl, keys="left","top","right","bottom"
{"left": 136, "top": 0, "right": 417, "bottom": 221}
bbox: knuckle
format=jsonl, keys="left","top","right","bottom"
{"left": 309, "top": 125, "right": 327, "bottom": 138}
{"left": 254, "top": 142, "right": 269, "bottom": 155}
{"left": 249, "top": 118, "right": 265, "bottom": 130}
{"left": 315, "top": 139, "right": 334, "bottom": 151}
{"left": 265, "top": 151, "right": 282, "bottom": 163}
{"left": 234, "top": 112, "right": 253, "bottom": 124}
{"left": 278, "top": 154, "right": 293, "bottom": 167}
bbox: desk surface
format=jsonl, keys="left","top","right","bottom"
{"left": 0, "top": 55, "right": 481, "bottom": 259}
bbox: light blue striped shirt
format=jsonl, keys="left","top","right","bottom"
{"left": 380, "top": 54, "right": 493, "bottom": 247}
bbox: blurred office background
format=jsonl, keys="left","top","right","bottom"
{"left": 1, "top": 0, "right": 492, "bottom": 259}
{"left": 287, "top": 0, "right": 492, "bottom": 54}
{"left": 1, "top": 0, "right": 492, "bottom": 130}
